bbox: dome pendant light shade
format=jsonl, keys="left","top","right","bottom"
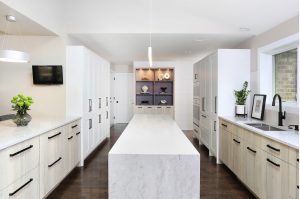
{"left": 0, "top": 50, "right": 30, "bottom": 63}
{"left": 148, "top": 46, "right": 153, "bottom": 67}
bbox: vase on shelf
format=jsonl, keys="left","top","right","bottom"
{"left": 13, "top": 111, "right": 32, "bottom": 126}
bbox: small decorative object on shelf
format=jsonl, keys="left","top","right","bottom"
{"left": 141, "top": 100, "right": 150, "bottom": 105}
{"left": 141, "top": 85, "right": 149, "bottom": 93}
{"left": 11, "top": 94, "right": 34, "bottom": 126}
{"left": 164, "top": 72, "right": 170, "bottom": 80}
{"left": 234, "top": 81, "right": 250, "bottom": 117}
{"left": 251, "top": 94, "right": 266, "bottom": 120}
{"left": 160, "top": 87, "right": 167, "bottom": 94}
{"left": 141, "top": 76, "right": 149, "bottom": 81}
{"left": 159, "top": 99, "right": 168, "bottom": 105}
{"left": 158, "top": 73, "right": 164, "bottom": 81}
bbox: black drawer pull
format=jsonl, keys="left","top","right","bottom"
{"left": 221, "top": 123, "right": 227, "bottom": 127}
{"left": 247, "top": 147, "right": 256, "bottom": 153}
{"left": 76, "top": 132, "right": 81, "bottom": 135}
{"left": 10, "top": 145, "right": 33, "bottom": 157}
{"left": 201, "top": 115, "right": 207, "bottom": 118}
{"left": 194, "top": 129, "right": 198, "bottom": 133}
{"left": 266, "top": 158, "right": 280, "bottom": 167}
{"left": 233, "top": 139, "right": 240, "bottom": 144}
{"left": 157, "top": 107, "right": 162, "bottom": 109}
{"left": 9, "top": 178, "right": 33, "bottom": 196}
{"left": 138, "top": 107, "right": 142, "bottom": 109}
{"left": 193, "top": 122, "right": 199, "bottom": 127}
{"left": 166, "top": 107, "right": 171, "bottom": 109}
{"left": 68, "top": 136, "right": 73, "bottom": 140}
{"left": 48, "top": 132, "right": 61, "bottom": 139}
{"left": 297, "top": 158, "right": 299, "bottom": 162}
{"left": 297, "top": 185, "right": 299, "bottom": 189}
{"left": 48, "top": 157, "right": 62, "bottom": 167}
{"left": 71, "top": 124, "right": 78, "bottom": 128}
{"left": 266, "top": 144, "right": 280, "bottom": 152}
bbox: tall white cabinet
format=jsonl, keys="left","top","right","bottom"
{"left": 66, "top": 46, "right": 110, "bottom": 163}
{"left": 193, "top": 49, "right": 250, "bottom": 162}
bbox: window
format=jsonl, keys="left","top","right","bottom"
{"left": 273, "top": 48, "right": 298, "bottom": 102}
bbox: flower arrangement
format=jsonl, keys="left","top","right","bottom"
{"left": 11, "top": 94, "right": 34, "bottom": 126}
{"left": 11, "top": 94, "right": 34, "bottom": 114}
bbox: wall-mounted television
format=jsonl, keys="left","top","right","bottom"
{"left": 32, "top": 65, "right": 63, "bottom": 85}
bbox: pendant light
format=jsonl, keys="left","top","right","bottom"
{"left": 0, "top": 15, "right": 30, "bottom": 63}
{"left": 148, "top": 0, "right": 153, "bottom": 67}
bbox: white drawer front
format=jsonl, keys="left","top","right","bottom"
{"left": 1, "top": 167, "right": 39, "bottom": 199}
{"left": 0, "top": 137, "right": 39, "bottom": 190}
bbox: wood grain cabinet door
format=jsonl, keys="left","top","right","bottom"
{"left": 232, "top": 135, "right": 244, "bottom": 180}
{"left": 244, "top": 142, "right": 266, "bottom": 199}
{"left": 288, "top": 163, "right": 299, "bottom": 199}
{"left": 265, "top": 153, "right": 289, "bottom": 199}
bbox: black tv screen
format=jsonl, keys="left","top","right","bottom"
{"left": 32, "top": 65, "right": 63, "bottom": 84}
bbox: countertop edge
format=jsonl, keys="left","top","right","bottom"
{"left": 0, "top": 116, "right": 81, "bottom": 151}
{"left": 219, "top": 116, "right": 299, "bottom": 150}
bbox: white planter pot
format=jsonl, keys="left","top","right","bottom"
{"left": 235, "top": 105, "right": 246, "bottom": 115}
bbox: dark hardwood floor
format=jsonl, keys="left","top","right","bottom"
{"left": 48, "top": 124, "right": 256, "bottom": 199}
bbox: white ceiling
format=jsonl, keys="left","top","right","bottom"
{"left": 0, "top": 2, "right": 55, "bottom": 36}
{"left": 71, "top": 33, "right": 253, "bottom": 65}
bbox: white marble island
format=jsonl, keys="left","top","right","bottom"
{"left": 109, "top": 114, "right": 200, "bottom": 199}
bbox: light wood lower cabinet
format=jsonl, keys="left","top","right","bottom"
{"left": 40, "top": 127, "right": 65, "bottom": 197}
{"left": 134, "top": 106, "right": 174, "bottom": 118}
{"left": 244, "top": 142, "right": 266, "bottom": 199}
{"left": 1, "top": 167, "right": 39, "bottom": 199}
{"left": 219, "top": 119, "right": 299, "bottom": 199}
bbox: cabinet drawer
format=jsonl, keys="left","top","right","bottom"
{"left": 243, "top": 129, "right": 261, "bottom": 147}
{"left": 40, "top": 127, "right": 65, "bottom": 197}
{"left": 200, "top": 114, "right": 210, "bottom": 129}
{"left": 262, "top": 137, "right": 289, "bottom": 162}
{"left": 0, "top": 137, "right": 39, "bottom": 190}
{"left": 288, "top": 148, "right": 299, "bottom": 167}
{"left": 1, "top": 167, "right": 39, "bottom": 199}
{"left": 219, "top": 119, "right": 234, "bottom": 133}
{"left": 232, "top": 126, "right": 244, "bottom": 139}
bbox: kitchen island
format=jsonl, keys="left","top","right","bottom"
{"left": 109, "top": 114, "right": 200, "bottom": 199}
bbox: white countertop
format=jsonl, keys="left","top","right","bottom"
{"left": 219, "top": 116, "right": 299, "bottom": 149}
{"left": 0, "top": 116, "right": 81, "bottom": 151}
{"left": 109, "top": 114, "right": 200, "bottom": 155}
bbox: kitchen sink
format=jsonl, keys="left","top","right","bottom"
{"left": 245, "top": 123, "right": 286, "bottom": 131}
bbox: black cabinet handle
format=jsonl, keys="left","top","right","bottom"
{"left": 68, "top": 136, "right": 73, "bottom": 140}
{"left": 213, "top": 121, "right": 216, "bottom": 131}
{"left": 10, "top": 145, "right": 33, "bottom": 157}
{"left": 106, "top": 111, "right": 108, "bottom": 119}
{"left": 9, "top": 178, "right": 33, "bottom": 196}
{"left": 266, "top": 158, "right": 280, "bottom": 167}
{"left": 89, "top": 119, "right": 92, "bottom": 129}
{"left": 201, "top": 115, "right": 207, "bottom": 118}
{"left": 221, "top": 123, "right": 227, "bottom": 128}
{"left": 202, "top": 97, "right": 205, "bottom": 112}
{"left": 71, "top": 125, "right": 78, "bottom": 128}
{"left": 99, "top": 98, "right": 102, "bottom": 108}
{"left": 48, "top": 132, "right": 61, "bottom": 139}
{"left": 297, "top": 185, "right": 299, "bottom": 189}
{"left": 233, "top": 139, "right": 240, "bottom": 144}
{"left": 194, "top": 129, "right": 198, "bottom": 133}
{"left": 76, "top": 132, "right": 81, "bottom": 135}
{"left": 138, "top": 107, "right": 142, "bottom": 109}
{"left": 193, "top": 122, "right": 199, "bottom": 127}
{"left": 99, "top": 114, "right": 102, "bottom": 123}
{"left": 166, "top": 107, "right": 171, "bottom": 109}
{"left": 48, "top": 157, "right": 62, "bottom": 167}
{"left": 266, "top": 144, "right": 280, "bottom": 152}
{"left": 214, "top": 96, "right": 217, "bottom": 114}
{"left": 297, "top": 158, "right": 299, "bottom": 162}
{"left": 247, "top": 147, "right": 257, "bottom": 153}
{"left": 157, "top": 107, "right": 162, "bottom": 109}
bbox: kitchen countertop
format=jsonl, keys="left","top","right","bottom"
{"left": 219, "top": 116, "right": 299, "bottom": 149}
{"left": 110, "top": 114, "right": 199, "bottom": 155}
{"left": 0, "top": 116, "right": 81, "bottom": 151}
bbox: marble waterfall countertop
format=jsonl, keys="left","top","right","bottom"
{"left": 0, "top": 116, "right": 81, "bottom": 151}
{"left": 109, "top": 114, "right": 200, "bottom": 199}
{"left": 109, "top": 114, "right": 200, "bottom": 155}
{"left": 219, "top": 116, "right": 299, "bottom": 149}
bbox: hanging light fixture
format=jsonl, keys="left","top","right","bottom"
{"left": 148, "top": 0, "right": 153, "bottom": 67}
{"left": 0, "top": 15, "right": 30, "bottom": 63}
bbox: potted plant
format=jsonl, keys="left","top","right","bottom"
{"left": 11, "top": 94, "right": 34, "bottom": 126}
{"left": 234, "top": 81, "right": 250, "bottom": 116}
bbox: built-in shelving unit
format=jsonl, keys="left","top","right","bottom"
{"left": 135, "top": 68, "right": 174, "bottom": 106}
{"left": 134, "top": 67, "right": 174, "bottom": 118}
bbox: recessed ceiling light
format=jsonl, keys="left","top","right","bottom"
{"left": 240, "top": 27, "right": 251, "bottom": 32}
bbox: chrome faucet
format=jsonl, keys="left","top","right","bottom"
{"left": 272, "top": 94, "right": 286, "bottom": 126}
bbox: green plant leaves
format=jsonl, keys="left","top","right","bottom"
{"left": 10, "top": 94, "right": 34, "bottom": 114}
{"left": 234, "top": 81, "right": 251, "bottom": 105}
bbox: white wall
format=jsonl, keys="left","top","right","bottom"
{"left": 133, "top": 61, "right": 193, "bottom": 130}
{"left": 236, "top": 16, "right": 299, "bottom": 125}
{"left": 0, "top": 36, "right": 66, "bottom": 117}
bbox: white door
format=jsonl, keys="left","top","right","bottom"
{"left": 114, "top": 73, "right": 134, "bottom": 123}
{"left": 110, "top": 70, "right": 115, "bottom": 127}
